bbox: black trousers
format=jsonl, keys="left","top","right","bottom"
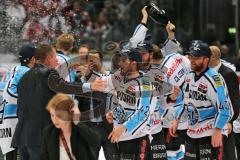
{"left": 185, "top": 136, "right": 224, "bottom": 160}
{"left": 90, "top": 122, "right": 118, "bottom": 160}
{"left": 222, "top": 132, "right": 237, "bottom": 160}
{"left": 163, "top": 128, "right": 186, "bottom": 151}
{"left": 116, "top": 131, "right": 167, "bottom": 160}
{"left": 234, "top": 133, "right": 240, "bottom": 160}
{"left": 5, "top": 150, "right": 18, "bottom": 160}
{"left": 19, "top": 146, "right": 41, "bottom": 160}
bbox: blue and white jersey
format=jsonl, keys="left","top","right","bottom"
{"left": 176, "top": 68, "right": 233, "bottom": 138}
{"left": 56, "top": 51, "right": 76, "bottom": 82}
{"left": 128, "top": 23, "right": 180, "bottom": 55}
{"left": 89, "top": 71, "right": 160, "bottom": 141}
{"left": 3, "top": 65, "right": 30, "bottom": 104}
{"left": 159, "top": 53, "right": 191, "bottom": 129}
{"left": 140, "top": 64, "right": 175, "bottom": 136}
{"left": 0, "top": 65, "right": 11, "bottom": 104}
{"left": 1, "top": 65, "right": 30, "bottom": 154}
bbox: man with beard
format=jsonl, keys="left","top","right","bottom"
{"left": 86, "top": 48, "right": 179, "bottom": 159}
{"left": 170, "top": 42, "right": 233, "bottom": 160}
{"left": 130, "top": 7, "right": 190, "bottom": 159}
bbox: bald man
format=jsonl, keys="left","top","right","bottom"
{"left": 209, "top": 46, "right": 240, "bottom": 160}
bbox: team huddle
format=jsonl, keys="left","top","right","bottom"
{"left": 1, "top": 5, "right": 240, "bottom": 160}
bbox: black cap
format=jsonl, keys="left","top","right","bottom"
{"left": 19, "top": 44, "right": 36, "bottom": 63}
{"left": 120, "top": 48, "right": 142, "bottom": 63}
{"left": 136, "top": 42, "right": 153, "bottom": 53}
{"left": 189, "top": 42, "right": 211, "bottom": 58}
{"left": 185, "top": 40, "right": 203, "bottom": 55}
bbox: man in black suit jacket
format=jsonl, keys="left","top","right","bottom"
{"left": 12, "top": 44, "right": 106, "bottom": 160}
{"left": 209, "top": 46, "right": 240, "bottom": 160}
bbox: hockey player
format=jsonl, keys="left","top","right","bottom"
{"left": 1, "top": 44, "right": 36, "bottom": 160}
{"left": 170, "top": 42, "right": 233, "bottom": 159}
{"left": 129, "top": 7, "right": 190, "bottom": 159}
{"left": 86, "top": 48, "right": 180, "bottom": 159}
{"left": 55, "top": 33, "right": 76, "bottom": 82}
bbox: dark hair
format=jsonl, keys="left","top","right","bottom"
{"left": 152, "top": 44, "right": 163, "bottom": 61}
{"left": 88, "top": 49, "right": 103, "bottom": 61}
{"left": 35, "top": 44, "right": 53, "bottom": 62}
{"left": 111, "top": 53, "right": 121, "bottom": 73}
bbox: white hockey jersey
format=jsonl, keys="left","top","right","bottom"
{"left": 1, "top": 65, "right": 30, "bottom": 154}
{"left": 56, "top": 51, "right": 76, "bottom": 82}
{"left": 176, "top": 68, "right": 233, "bottom": 138}
{"left": 88, "top": 71, "right": 172, "bottom": 141}
{"left": 159, "top": 53, "right": 191, "bottom": 129}
{"left": 128, "top": 23, "right": 180, "bottom": 56}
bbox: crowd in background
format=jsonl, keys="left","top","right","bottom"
{"left": 1, "top": 0, "right": 240, "bottom": 71}
{"left": 0, "top": 0, "right": 146, "bottom": 54}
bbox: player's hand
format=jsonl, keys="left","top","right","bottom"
{"left": 90, "top": 78, "right": 107, "bottom": 92}
{"left": 169, "top": 86, "right": 180, "bottom": 101}
{"left": 211, "top": 128, "right": 223, "bottom": 148}
{"left": 141, "top": 6, "right": 148, "bottom": 25}
{"left": 166, "top": 21, "right": 175, "bottom": 40}
{"left": 108, "top": 125, "right": 126, "bottom": 143}
{"left": 169, "top": 119, "right": 179, "bottom": 137}
{"left": 106, "top": 111, "right": 113, "bottom": 124}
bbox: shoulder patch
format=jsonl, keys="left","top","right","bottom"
{"left": 212, "top": 75, "right": 222, "bottom": 87}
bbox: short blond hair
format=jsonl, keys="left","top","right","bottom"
{"left": 56, "top": 33, "right": 75, "bottom": 51}
{"left": 46, "top": 93, "right": 74, "bottom": 112}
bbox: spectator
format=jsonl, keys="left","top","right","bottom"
{"left": 66, "top": 0, "right": 93, "bottom": 47}
{"left": 40, "top": 7, "right": 70, "bottom": 44}
{"left": 41, "top": 93, "right": 98, "bottom": 160}
{"left": 12, "top": 44, "right": 106, "bottom": 160}
{"left": 22, "top": 11, "right": 49, "bottom": 44}
{"left": 21, "top": 0, "right": 46, "bottom": 18}
{"left": 6, "top": 0, "right": 26, "bottom": 27}
{"left": 93, "top": 14, "right": 110, "bottom": 47}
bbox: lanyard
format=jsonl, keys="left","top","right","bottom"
{"left": 60, "top": 130, "right": 74, "bottom": 160}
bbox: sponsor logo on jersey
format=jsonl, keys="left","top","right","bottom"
{"left": 166, "top": 58, "right": 183, "bottom": 78}
{"left": 0, "top": 128, "right": 12, "bottom": 138}
{"left": 174, "top": 68, "right": 185, "bottom": 83}
{"left": 114, "top": 75, "right": 122, "bottom": 81}
{"left": 212, "top": 75, "right": 222, "bottom": 87}
{"left": 117, "top": 91, "right": 136, "bottom": 105}
{"left": 126, "top": 86, "right": 136, "bottom": 96}
{"left": 186, "top": 103, "right": 199, "bottom": 125}
{"left": 198, "top": 82, "right": 208, "bottom": 93}
{"left": 188, "top": 123, "right": 213, "bottom": 135}
{"left": 189, "top": 90, "right": 207, "bottom": 101}
{"left": 186, "top": 78, "right": 191, "bottom": 83}
{"left": 113, "top": 106, "right": 126, "bottom": 124}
